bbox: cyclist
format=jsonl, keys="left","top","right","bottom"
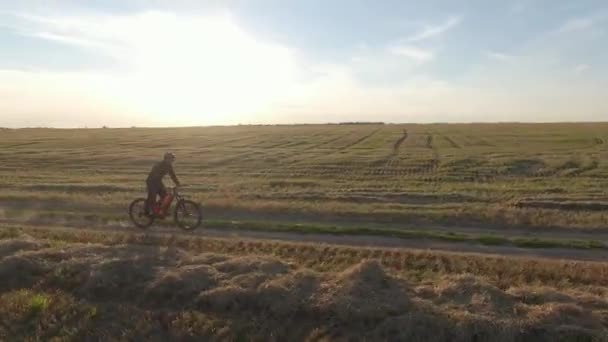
{"left": 145, "top": 152, "right": 180, "bottom": 216}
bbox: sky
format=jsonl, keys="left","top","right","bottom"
{"left": 0, "top": 0, "right": 607, "bottom": 127}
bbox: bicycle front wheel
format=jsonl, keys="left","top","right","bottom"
{"left": 174, "top": 199, "right": 202, "bottom": 230}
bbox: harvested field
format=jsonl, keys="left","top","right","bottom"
{"left": 1, "top": 123, "right": 608, "bottom": 232}
{"left": 2, "top": 124, "right": 608, "bottom": 340}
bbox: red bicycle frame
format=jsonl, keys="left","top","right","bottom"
{"left": 154, "top": 193, "right": 174, "bottom": 216}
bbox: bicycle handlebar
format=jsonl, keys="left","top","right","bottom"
{"left": 165, "top": 184, "right": 188, "bottom": 197}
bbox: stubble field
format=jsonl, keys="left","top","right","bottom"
{"left": 1, "top": 123, "right": 608, "bottom": 340}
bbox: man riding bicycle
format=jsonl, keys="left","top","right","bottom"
{"left": 145, "top": 152, "right": 180, "bottom": 216}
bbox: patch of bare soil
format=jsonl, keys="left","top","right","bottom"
{"left": 504, "top": 159, "right": 546, "bottom": 176}
{"left": 514, "top": 199, "right": 608, "bottom": 212}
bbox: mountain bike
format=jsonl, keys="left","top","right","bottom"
{"left": 128, "top": 186, "right": 202, "bottom": 230}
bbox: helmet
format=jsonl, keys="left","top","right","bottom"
{"left": 164, "top": 152, "right": 176, "bottom": 162}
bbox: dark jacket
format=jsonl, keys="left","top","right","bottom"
{"left": 146, "top": 160, "right": 179, "bottom": 185}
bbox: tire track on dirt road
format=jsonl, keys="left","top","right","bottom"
{"left": 6, "top": 203, "right": 608, "bottom": 240}
{"left": 4, "top": 219, "right": 608, "bottom": 262}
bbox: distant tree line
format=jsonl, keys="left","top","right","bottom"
{"left": 235, "top": 122, "right": 387, "bottom": 126}
{"left": 337, "top": 122, "right": 385, "bottom": 125}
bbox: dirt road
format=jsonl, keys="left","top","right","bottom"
{"left": 2, "top": 217, "right": 607, "bottom": 262}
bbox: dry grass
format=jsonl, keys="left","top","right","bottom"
{"left": 1, "top": 227, "right": 607, "bottom": 341}
{"left": 3, "top": 225, "right": 608, "bottom": 288}
{"left": 1, "top": 123, "right": 608, "bottom": 231}
{"left": 1, "top": 124, "right": 608, "bottom": 340}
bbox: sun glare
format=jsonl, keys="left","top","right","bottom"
{"left": 105, "top": 12, "right": 299, "bottom": 125}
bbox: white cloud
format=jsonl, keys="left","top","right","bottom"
{"left": 1, "top": 9, "right": 607, "bottom": 127}
{"left": 388, "top": 45, "right": 434, "bottom": 62}
{"left": 406, "top": 16, "right": 462, "bottom": 42}
{"left": 484, "top": 51, "right": 517, "bottom": 63}
{"left": 29, "top": 31, "right": 116, "bottom": 51}
{"left": 4, "top": 11, "right": 301, "bottom": 126}
{"left": 11, "top": 12, "right": 127, "bottom": 57}
{"left": 266, "top": 66, "right": 608, "bottom": 124}
{"left": 0, "top": 69, "right": 147, "bottom": 127}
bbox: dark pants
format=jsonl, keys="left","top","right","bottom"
{"left": 146, "top": 180, "right": 167, "bottom": 214}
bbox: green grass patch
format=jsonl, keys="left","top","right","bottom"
{"left": 28, "top": 294, "right": 50, "bottom": 315}
{"left": 205, "top": 219, "right": 472, "bottom": 242}
{"left": 474, "top": 235, "right": 510, "bottom": 246}
{"left": 2, "top": 205, "right": 606, "bottom": 252}
{"left": 205, "top": 219, "right": 606, "bottom": 251}
{"left": 513, "top": 238, "right": 606, "bottom": 250}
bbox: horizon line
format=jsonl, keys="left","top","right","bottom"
{"left": 3, "top": 120, "right": 608, "bottom": 130}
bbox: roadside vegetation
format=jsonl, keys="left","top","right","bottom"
{"left": 1, "top": 226, "right": 607, "bottom": 341}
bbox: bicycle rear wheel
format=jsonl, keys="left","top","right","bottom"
{"left": 174, "top": 199, "right": 202, "bottom": 230}
{"left": 129, "top": 198, "right": 154, "bottom": 228}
